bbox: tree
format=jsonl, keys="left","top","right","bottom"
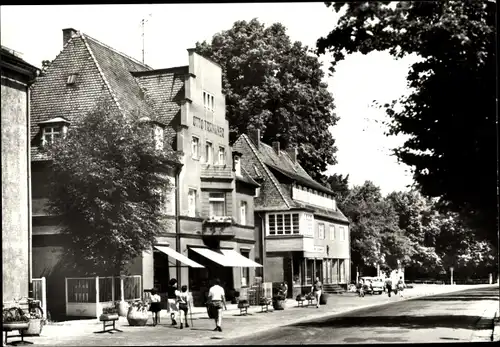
{"left": 323, "top": 173, "right": 350, "bottom": 206}
{"left": 45, "top": 101, "right": 179, "bottom": 275}
{"left": 317, "top": 1, "right": 497, "bottom": 242}
{"left": 196, "top": 18, "right": 339, "bottom": 181}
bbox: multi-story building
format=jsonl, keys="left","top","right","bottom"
{"left": 1, "top": 46, "right": 39, "bottom": 304}
{"left": 30, "top": 28, "right": 261, "bottom": 317}
{"left": 234, "top": 130, "right": 351, "bottom": 297}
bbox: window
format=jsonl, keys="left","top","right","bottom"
{"left": 67, "top": 73, "right": 77, "bottom": 85}
{"left": 305, "top": 213, "right": 314, "bottom": 237}
{"left": 318, "top": 223, "right": 325, "bottom": 240}
{"left": 329, "top": 225, "right": 335, "bottom": 240}
{"left": 203, "top": 91, "right": 215, "bottom": 117}
{"left": 240, "top": 201, "right": 247, "bottom": 225}
{"left": 340, "top": 226, "right": 346, "bottom": 241}
{"left": 218, "top": 146, "right": 225, "bottom": 165}
{"left": 268, "top": 214, "right": 276, "bottom": 235}
{"left": 240, "top": 250, "right": 250, "bottom": 287}
{"left": 205, "top": 141, "right": 213, "bottom": 164}
{"left": 43, "top": 125, "right": 62, "bottom": 145}
{"left": 191, "top": 136, "right": 200, "bottom": 159}
{"left": 234, "top": 156, "right": 241, "bottom": 176}
{"left": 154, "top": 125, "right": 164, "bottom": 151}
{"left": 267, "top": 213, "right": 300, "bottom": 235}
{"left": 209, "top": 192, "right": 225, "bottom": 217}
{"left": 187, "top": 189, "right": 197, "bottom": 217}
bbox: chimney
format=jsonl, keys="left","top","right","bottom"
{"left": 286, "top": 147, "right": 298, "bottom": 163}
{"left": 272, "top": 141, "right": 280, "bottom": 155}
{"left": 248, "top": 129, "right": 260, "bottom": 149}
{"left": 63, "top": 28, "right": 78, "bottom": 47}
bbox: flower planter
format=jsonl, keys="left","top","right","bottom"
{"left": 25, "top": 318, "right": 44, "bottom": 336}
{"left": 272, "top": 299, "right": 285, "bottom": 310}
{"left": 126, "top": 307, "right": 148, "bottom": 326}
{"left": 237, "top": 300, "right": 249, "bottom": 309}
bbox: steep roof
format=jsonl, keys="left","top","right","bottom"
{"left": 236, "top": 166, "right": 260, "bottom": 187}
{"left": 30, "top": 30, "right": 184, "bottom": 160}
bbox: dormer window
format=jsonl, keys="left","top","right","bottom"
{"left": 67, "top": 73, "right": 78, "bottom": 85}
{"left": 38, "top": 117, "right": 70, "bottom": 146}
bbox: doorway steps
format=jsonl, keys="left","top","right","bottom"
{"left": 323, "top": 283, "right": 346, "bottom": 294}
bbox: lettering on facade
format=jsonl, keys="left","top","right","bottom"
{"left": 193, "top": 116, "right": 224, "bottom": 138}
{"left": 314, "top": 246, "right": 325, "bottom": 253}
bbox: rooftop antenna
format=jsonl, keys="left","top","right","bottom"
{"left": 141, "top": 13, "right": 152, "bottom": 64}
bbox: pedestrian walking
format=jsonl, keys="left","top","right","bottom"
{"left": 385, "top": 277, "right": 393, "bottom": 298}
{"left": 167, "top": 278, "right": 179, "bottom": 325}
{"left": 149, "top": 288, "right": 162, "bottom": 326}
{"left": 312, "top": 277, "right": 322, "bottom": 308}
{"left": 397, "top": 276, "right": 406, "bottom": 297}
{"left": 176, "top": 285, "right": 191, "bottom": 329}
{"left": 357, "top": 278, "right": 365, "bottom": 297}
{"left": 207, "top": 278, "right": 227, "bottom": 332}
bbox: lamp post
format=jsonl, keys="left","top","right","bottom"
{"left": 450, "top": 267, "right": 454, "bottom": 285}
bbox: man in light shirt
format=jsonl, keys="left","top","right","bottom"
{"left": 208, "top": 278, "right": 227, "bottom": 332}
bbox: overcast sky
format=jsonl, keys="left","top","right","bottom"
{"left": 1, "top": 3, "right": 417, "bottom": 195}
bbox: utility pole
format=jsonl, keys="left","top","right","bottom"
{"left": 140, "top": 14, "right": 152, "bottom": 64}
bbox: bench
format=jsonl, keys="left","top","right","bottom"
{"left": 97, "top": 314, "right": 122, "bottom": 334}
{"left": 3, "top": 323, "right": 33, "bottom": 345}
{"left": 260, "top": 298, "right": 272, "bottom": 313}
{"left": 296, "top": 296, "right": 306, "bottom": 307}
{"left": 238, "top": 301, "right": 250, "bottom": 316}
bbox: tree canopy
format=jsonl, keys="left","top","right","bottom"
{"left": 317, "top": 1, "right": 497, "bottom": 243}
{"left": 45, "top": 101, "right": 179, "bottom": 275}
{"left": 324, "top": 173, "right": 497, "bottom": 279}
{"left": 196, "top": 18, "right": 339, "bottom": 181}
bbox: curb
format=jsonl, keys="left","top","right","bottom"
{"left": 212, "top": 285, "right": 495, "bottom": 343}
{"left": 492, "top": 308, "right": 500, "bottom": 342}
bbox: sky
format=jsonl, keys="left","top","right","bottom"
{"left": 1, "top": 3, "right": 417, "bottom": 195}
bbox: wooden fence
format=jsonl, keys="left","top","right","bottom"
{"left": 65, "top": 275, "right": 142, "bottom": 318}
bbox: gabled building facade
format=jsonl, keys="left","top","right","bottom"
{"left": 234, "top": 130, "right": 350, "bottom": 297}
{"left": 1, "top": 46, "right": 39, "bottom": 305}
{"left": 30, "top": 28, "right": 260, "bottom": 317}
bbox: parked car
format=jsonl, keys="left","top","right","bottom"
{"left": 359, "top": 277, "right": 384, "bottom": 295}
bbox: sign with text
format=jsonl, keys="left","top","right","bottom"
{"left": 314, "top": 246, "right": 325, "bottom": 253}
{"left": 193, "top": 116, "right": 224, "bottom": 138}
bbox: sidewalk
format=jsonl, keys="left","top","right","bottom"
{"left": 25, "top": 284, "right": 497, "bottom": 346}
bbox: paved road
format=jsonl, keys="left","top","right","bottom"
{"left": 221, "top": 286, "right": 499, "bottom": 344}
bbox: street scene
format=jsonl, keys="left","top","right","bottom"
{"left": 2, "top": 2, "right": 498, "bottom": 346}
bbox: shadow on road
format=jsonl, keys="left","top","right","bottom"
{"left": 291, "top": 314, "right": 483, "bottom": 330}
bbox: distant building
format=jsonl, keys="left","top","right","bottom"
{"left": 30, "top": 29, "right": 260, "bottom": 317}
{"left": 1, "top": 46, "right": 39, "bottom": 304}
{"left": 234, "top": 131, "right": 351, "bottom": 297}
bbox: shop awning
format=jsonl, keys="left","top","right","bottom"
{"left": 190, "top": 247, "right": 263, "bottom": 268}
{"left": 220, "top": 249, "right": 263, "bottom": 268}
{"left": 154, "top": 246, "right": 204, "bottom": 268}
{"left": 190, "top": 247, "right": 233, "bottom": 267}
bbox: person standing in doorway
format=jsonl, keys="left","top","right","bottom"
{"left": 176, "top": 285, "right": 191, "bottom": 329}
{"left": 208, "top": 278, "right": 227, "bottom": 332}
{"left": 397, "top": 276, "right": 406, "bottom": 297}
{"left": 167, "top": 278, "right": 179, "bottom": 325}
{"left": 149, "top": 288, "right": 162, "bottom": 326}
{"left": 312, "top": 277, "right": 322, "bottom": 308}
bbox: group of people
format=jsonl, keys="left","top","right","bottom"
{"left": 356, "top": 276, "right": 406, "bottom": 297}
{"left": 148, "top": 278, "right": 192, "bottom": 328}
{"left": 148, "top": 278, "right": 228, "bottom": 332}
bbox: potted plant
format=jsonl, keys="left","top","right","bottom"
{"left": 2, "top": 306, "right": 30, "bottom": 331}
{"left": 272, "top": 293, "right": 286, "bottom": 310}
{"left": 100, "top": 303, "right": 119, "bottom": 322}
{"left": 25, "top": 307, "right": 46, "bottom": 336}
{"left": 237, "top": 299, "right": 249, "bottom": 309}
{"left": 296, "top": 294, "right": 306, "bottom": 302}
{"left": 231, "top": 291, "right": 240, "bottom": 304}
{"left": 126, "top": 299, "right": 149, "bottom": 326}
